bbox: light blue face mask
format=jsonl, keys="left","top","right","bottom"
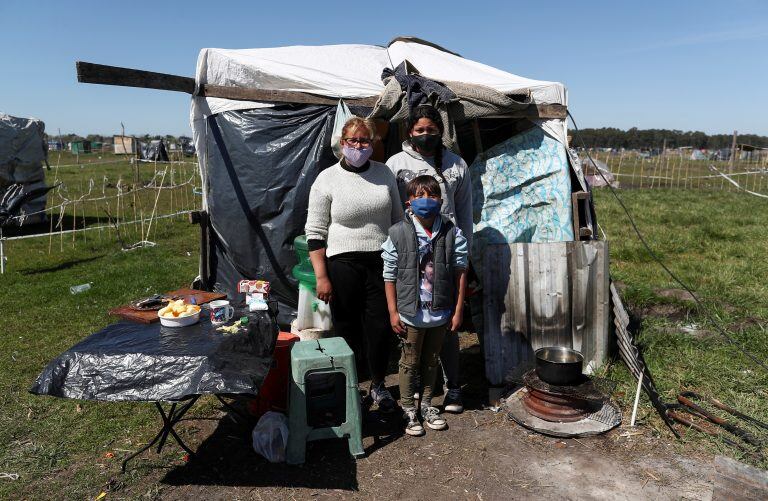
{"left": 409, "top": 197, "right": 441, "bottom": 218}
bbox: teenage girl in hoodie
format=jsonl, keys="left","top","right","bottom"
{"left": 386, "top": 105, "right": 472, "bottom": 413}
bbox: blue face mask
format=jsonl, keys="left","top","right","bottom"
{"left": 409, "top": 197, "right": 441, "bottom": 218}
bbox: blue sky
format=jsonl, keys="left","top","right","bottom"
{"left": 1, "top": 0, "right": 767, "bottom": 136}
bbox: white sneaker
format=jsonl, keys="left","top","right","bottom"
{"left": 421, "top": 405, "right": 447, "bottom": 430}
{"left": 443, "top": 388, "right": 464, "bottom": 413}
{"left": 403, "top": 407, "right": 425, "bottom": 436}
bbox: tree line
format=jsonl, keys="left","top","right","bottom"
{"left": 575, "top": 127, "right": 768, "bottom": 150}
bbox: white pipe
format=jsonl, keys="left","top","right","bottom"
{"left": 630, "top": 368, "right": 644, "bottom": 427}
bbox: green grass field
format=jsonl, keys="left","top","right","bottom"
{"left": 1, "top": 152, "right": 767, "bottom": 498}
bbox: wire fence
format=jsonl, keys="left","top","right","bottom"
{"left": 0, "top": 157, "right": 203, "bottom": 273}
{"left": 586, "top": 149, "right": 768, "bottom": 195}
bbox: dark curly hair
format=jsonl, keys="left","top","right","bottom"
{"left": 407, "top": 105, "right": 445, "bottom": 183}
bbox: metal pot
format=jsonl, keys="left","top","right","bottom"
{"left": 535, "top": 347, "right": 584, "bottom": 385}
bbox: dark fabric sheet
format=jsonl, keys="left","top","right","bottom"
{"left": 203, "top": 105, "right": 340, "bottom": 324}
{"left": 29, "top": 306, "right": 279, "bottom": 402}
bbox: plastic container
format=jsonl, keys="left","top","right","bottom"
{"left": 295, "top": 283, "right": 332, "bottom": 331}
{"left": 248, "top": 332, "right": 300, "bottom": 418}
{"left": 292, "top": 235, "right": 332, "bottom": 331}
{"left": 291, "top": 235, "right": 316, "bottom": 288}
{"left": 69, "top": 283, "right": 92, "bottom": 294}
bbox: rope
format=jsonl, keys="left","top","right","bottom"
{"left": 2, "top": 210, "right": 193, "bottom": 241}
{"left": 708, "top": 165, "right": 768, "bottom": 199}
{"left": 5, "top": 171, "right": 198, "bottom": 222}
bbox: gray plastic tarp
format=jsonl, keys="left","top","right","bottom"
{"left": 30, "top": 305, "right": 278, "bottom": 402}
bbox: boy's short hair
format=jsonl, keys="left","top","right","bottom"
{"left": 406, "top": 175, "right": 441, "bottom": 198}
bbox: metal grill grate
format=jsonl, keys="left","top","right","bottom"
{"left": 505, "top": 368, "right": 616, "bottom": 404}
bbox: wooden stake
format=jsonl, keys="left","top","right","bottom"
{"left": 48, "top": 205, "right": 54, "bottom": 254}
{"left": 631, "top": 369, "right": 644, "bottom": 427}
{"left": 71, "top": 201, "right": 76, "bottom": 247}
{"left": 144, "top": 167, "right": 168, "bottom": 241}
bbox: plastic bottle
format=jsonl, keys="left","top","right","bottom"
{"left": 69, "top": 283, "right": 92, "bottom": 294}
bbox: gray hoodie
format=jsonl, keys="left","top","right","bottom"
{"left": 386, "top": 141, "right": 473, "bottom": 248}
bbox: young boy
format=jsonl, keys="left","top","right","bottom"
{"left": 381, "top": 175, "right": 468, "bottom": 436}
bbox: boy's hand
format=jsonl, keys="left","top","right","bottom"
{"left": 316, "top": 276, "right": 332, "bottom": 303}
{"left": 450, "top": 309, "right": 463, "bottom": 332}
{"left": 389, "top": 311, "right": 406, "bottom": 336}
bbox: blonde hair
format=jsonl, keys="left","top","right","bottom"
{"left": 341, "top": 116, "right": 377, "bottom": 141}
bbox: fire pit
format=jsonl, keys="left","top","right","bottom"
{"left": 521, "top": 370, "right": 600, "bottom": 422}
{"left": 506, "top": 369, "right": 623, "bottom": 437}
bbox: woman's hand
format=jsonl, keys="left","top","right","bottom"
{"left": 316, "top": 276, "right": 332, "bottom": 303}
{"left": 450, "top": 309, "right": 463, "bottom": 332}
{"left": 390, "top": 311, "right": 406, "bottom": 336}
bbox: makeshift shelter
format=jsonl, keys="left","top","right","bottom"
{"left": 187, "top": 37, "right": 609, "bottom": 381}
{"left": 71, "top": 140, "right": 91, "bottom": 154}
{"left": 138, "top": 138, "right": 169, "bottom": 162}
{"left": 113, "top": 135, "right": 137, "bottom": 154}
{"left": 0, "top": 113, "right": 49, "bottom": 226}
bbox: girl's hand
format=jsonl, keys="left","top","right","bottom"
{"left": 316, "top": 276, "right": 332, "bottom": 303}
{"left": 450, "top": 309, "right": 463, "bottom": 332}
{"left": 390, "top": 311, "right": 406, "bottom": 336}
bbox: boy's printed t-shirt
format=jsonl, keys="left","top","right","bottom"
{"left": 382, "top": 214, "right": 468, "bottom": 328}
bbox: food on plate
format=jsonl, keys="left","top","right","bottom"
{"left": 158, "top": 299, "right": 200, "bottom": 318}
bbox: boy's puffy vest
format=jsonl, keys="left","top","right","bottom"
{"left": 388, "top": 213, "right": 456, "bottom": 317}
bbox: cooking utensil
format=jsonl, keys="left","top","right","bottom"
{"left": 130, "top": 295, "right": 173, "bottom": 311}
{"left": 535, "top": 347, "right": 584, "bottom": 385}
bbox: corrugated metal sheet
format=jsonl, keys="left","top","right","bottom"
{"left": 483, "top": 241, "right": 610, "bottom": 385}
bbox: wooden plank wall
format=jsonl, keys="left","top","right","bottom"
{"left": 483, "top": 241, "right": 609, "bottom": 385}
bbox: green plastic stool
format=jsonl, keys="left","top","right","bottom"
{"left": 286, "top": 337, "right": 364, "bottom": 465}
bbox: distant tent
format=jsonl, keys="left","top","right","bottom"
{"left": 71, "top": 140, "right": 91, "bottom": 154}
{"left": 138, "top": 139, "right": 169, "bottom": 162}
{"left": 690, "top": 149, "right": 707, "bottom": 161}
{"left": 0, "top": 113, "right": 49, "bottom": 225}
{"left": 581, "top": 157, "right": 618, "bottom": 188}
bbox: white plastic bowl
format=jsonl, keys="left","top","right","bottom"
{"left": 158, "top": 310, "right": 201, "bottom": 328}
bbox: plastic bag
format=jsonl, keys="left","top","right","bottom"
{"left": 251, "top": 411, "right": 289, "bottom": 463}
{"left": 331, "top": 99, "right": 353, "bottom": 160}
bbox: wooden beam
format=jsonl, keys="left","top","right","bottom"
{"left": 74, "top": 61, "right": 566, "bottom": 118}
{"left": 483, "top": 104, "right": 567, "bottom": 120}
{"left": 75, "top": 61, "right": 378, "bottom": 106}
{"left": 76, "top": 61, "right": 195, "bottom": 93}
{"left": 200, "top": 84, "right": 378, "bottom": 107}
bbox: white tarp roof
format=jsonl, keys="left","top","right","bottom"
{"left": 193, "top": 38, "right": 567, "bottom": 117}
{"left": 190, "top": 38, "right": 570, "bottom": 208}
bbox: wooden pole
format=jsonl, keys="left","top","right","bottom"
{"left": 631, "top": 153, "right": 637, "bottom": 188}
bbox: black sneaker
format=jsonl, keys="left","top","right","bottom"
{"left": 443, "top": 388, "right": 464, "bottom": 413}
{"left": 370, "top": 382, "right": 396, "bottom": 413}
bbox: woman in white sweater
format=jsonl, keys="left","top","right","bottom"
{"left": 305, "top": 117, "right": 403, "bottom": 412}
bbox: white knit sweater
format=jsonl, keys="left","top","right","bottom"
{"left": 305, "top": 161, "right": 404, "bottom": 257}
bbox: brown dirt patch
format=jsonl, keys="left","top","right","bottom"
{"left": 37, "top": 334, "right": 718, "bottom": 500}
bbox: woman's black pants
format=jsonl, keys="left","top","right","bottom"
{"left": 327, "top": 252, "right": 391, "bottom": 385}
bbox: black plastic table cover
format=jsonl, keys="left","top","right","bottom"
{"left": 29, "top": 307, "right": 279, "bottom": 402}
